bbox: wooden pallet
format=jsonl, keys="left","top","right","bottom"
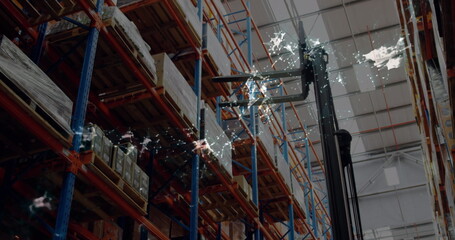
{"left": 0, "top": 73, "right": 72, "bottom": 147}
{"left": 11, "top": 0, "right": 96, "bottom": 26}
{"left": 82, "top": 151, "right": 148, "bottom": 215}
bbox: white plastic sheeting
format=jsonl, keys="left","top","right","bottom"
{"left": 0, "top": 36, "right": 73, "bottom": 135}
{"left": 204, "top": 104, "right": 233, "bottom": 177}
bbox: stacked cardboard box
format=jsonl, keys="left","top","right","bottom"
{"left": 275, "top": 150, "right": 292, "bottom": 192}
{"left": 258, "top": 120, "right": 275, "bottom": 160}
{"left": 82, "top": 124, "right": 113, "bottom": 166}
{"left": 203, "top": 24, "right": 231, "bottom": 76}
{"left": 233, "top": 175, "right": 252, "bottom": 202}
{"left": 204, "top": 104, "right": 233, "bottom": 177}
{"left": 152, "top": 52, "right": 198, "bottom": 130}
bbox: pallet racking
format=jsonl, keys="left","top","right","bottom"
{"left": 0, "top": 0, "right": 332, "bottom": 239}
{"left": 395, "top": 0, "right": 455, "bottom": 238}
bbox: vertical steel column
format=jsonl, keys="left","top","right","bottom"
{"left": 305, "top": 137, "right": 318, "bottom": 238}
{"left": 54, "top": 1, "right": 103, "bottom": 239}
{"left": 31, "top": 22, "right": 47, "bottom": 64}
{"left": 281, "top": 87, "right": 295, "bottom": 239}
{"left": 189, "top": 1, "right": 203, "bottom": 239}
{"left": 246, "top": 2, "right": 259, "bottom": 240}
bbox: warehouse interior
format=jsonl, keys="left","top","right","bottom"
{"left": 0, "top": 0, "right": 453, "bottom": 239}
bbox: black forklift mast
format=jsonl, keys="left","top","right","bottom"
{"left": 212, "top": 21, "right": 363, "bottom": 240}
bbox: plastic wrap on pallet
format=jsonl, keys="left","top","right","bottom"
{"left": 47, "top": 6, "right": 156, "bottom": 80}
{"left": 203, "top": 25, "right": 231, "bottom": 76}
{"left": 257, "top": 120, "right": 275, "bottom": 159}
{"left": 175, "top": 0, "right": 202, "bottom": 39}
{"left": 275, "top": 151, "right": 292, "bottom": 191}
{"left": 0, "top": 36, "right": 73, "bottom": 135}
{"left": 152, "top": 53, "right": 197, "bottom": 128}
{"left": 120, "top": 142, "right": 138, "bottom": 162}
{"left": 291, "top": 174, "right": 306, "bottom": 213}
{"left": 204, "top": 104, "right": 233, "bottom": 177}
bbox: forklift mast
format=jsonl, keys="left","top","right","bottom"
{"left": 212, "top": 21, "right": 363, "bottom": 240}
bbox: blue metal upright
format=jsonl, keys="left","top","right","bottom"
{"left": 31, "top": 22, "right": 47, "bottom": 64}
{"left": 280, "top": 86, "right": 295, "bottom": 239}
{"left": 54, "top": 1, "right": 103, "bottom": 239}
{"left": 189, "top": 1, "right": 203, "bottom": 239}
{"left": 245, "top": 2, "right": 260, "bottom": 240}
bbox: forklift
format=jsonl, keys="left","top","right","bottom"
{"left": 212, "top": 21, "right": 363, "bottom": 240}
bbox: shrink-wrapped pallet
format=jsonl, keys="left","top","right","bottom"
{"left": 152, "top": 53, "right": 198, "bottom": 129}
{"left": 203, "top": 24, "right": 231, "bottom": 76}
{"left": 275, "top": 151, "right": 292, "bottom": 191}
{"left": 47, "top": 6, "right": 157, "bottom": 82}
{"left": 204, "top": 105, "right": 233, "bottom": 177}
{"left": 0, "top": 36, "right": 73, "bottom": 139}
{"left": 175, "top": 0, "right": 202, "bottom": 40}
{"left": 257, "top": 120, "right": 275, "bottom": 160}
{"left": 291, "top": 174, "right": 306, "bottom": 215}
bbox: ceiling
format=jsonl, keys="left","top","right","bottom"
{"left": 223, "top": 0, "right": 419, "bottom": 162}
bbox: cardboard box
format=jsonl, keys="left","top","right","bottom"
{"left": 82, "top": 124, "right": 104, "bottom": 158}
{"left": 112, "top": 146, "right": 125, "bottom": 176}
{"left": 233, "top": 175, "right": 252, "bottom": 201}
{"left": 132, "top": 163, "right": 141, "bottom": 191}
{"left": 152, "top": 52, "right": 198, "bottom": 130}
{"left": 204, "top": 104, "right": 233, "bottom": 177}
{"left": 140, "top": 171, "right": 149, "bottom": 199}
{"left": 101, "top": 136, "right": 113, "bottom": 165}
{"left": 123, "top": 155, "right": 134, "bottom": 185}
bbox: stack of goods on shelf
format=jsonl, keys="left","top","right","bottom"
{"left": 233, "top": 175, "right": 253, "bottom": 202}
{"left": 221, "top": 221, "right": 246, "bottom": 240}
{"left": 204, "top": 104, "right": 233, "bottom": 177}
{"left": 118, "top": 0, "right": 202, "bottom": 50}
{"left": 8, "top": 0, "right": 98, "bottom": 25}
{"left": 152, "top": 52, "right": 198, "bottom": 133}
{"left": 274, "top": 149, "right": 292, "bottom": 192}
{"left": 0, "top": 35, "right": 73, "bottom": 144}
{"left": 82, "top": 123, "right": 113, "bottom": 165}
{"left": 203, "top": 24, "right": 231, "bottom": 77}
{"left": 257, "top": 119, "right": 275, "bottom": 161}
{"left": 46, "top": 5, "right": 157, "bottom": 87}
{"left": 82, "top": 124, "right": 149, "bottom": 200}
{"left": 291, "top": 174, "right": 307, "bottom": 215}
